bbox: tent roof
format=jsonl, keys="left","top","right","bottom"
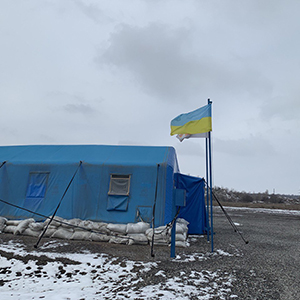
{"left": 0, "top": 145, "right": 178, "bottom": 167}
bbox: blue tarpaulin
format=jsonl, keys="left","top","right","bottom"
{"left": 0, "top": 145, "right": 207, "bottom": 233}
{"left": 175, "top": 173, "right": 208, "bottom": 234}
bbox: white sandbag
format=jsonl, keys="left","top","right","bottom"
{"left": 107, "top": 223, "right": 127, "bottom": 234}
{"left": 0, "top": 217, "right": 7, "bottom": 233}
{"left": 90, "top": 233, "right": 111, "bottom": 242}
{"left": 23, "top": 228, "right": 41, "bottom": 237}
{"left": 29, "top": 222, "right": 45, "bottom": 231}
{"left": 146, "top": 233, "right": 170, "bottom": 243}
{"left": 79, "top": 220, "right": 95, "bottom": 230}
{"left": 6, "top": 220, "right": 21, "bottom": 226}
{"left": 174, "top": 223, "right": 188, "bottom": 234}
{"left": 3, "top": 225, "right": 17, "bottom": 234}
{"left": 61, "top": 218, "right": 81, "bottom": 229}
{"left": 109, "top": 236, "right": 128, "bottom": 244}
{"left": 42, "top": 228, "right": 57, "bottom": 238}
{"left": 14, "top": 218, "right": 35, "bottom": 235}
{"left": 177, "top": 218, "right": 189, "bottom": 226}
{"left": 46, "top": 225, "right": 59, "bottom": 230}
{"left": 95, "top": 223, "right": 111, "bottom": 234}
{"left": 145, "top": 227, "right": 170, "bottom": 243}
{"left": 126, "top": 222, "right": 150, "bottom": 234}
{"left": 89, "top": 222, "right": 110, "bottom": 233}
{"left": 175, "top": 240, "right": 187, "bottom": 247}
{"left": 44, "top": 216, "right": 64, "bottom": 227}
{"left": 145, "top": 226, "right": 168, "bottom": 236}
{"left": 70, "top": 230, "right": 92, "bottom": 241}
{"left": 175, "top": 233, "right": 186, "bottom": 242}
{"left": 51, "top": 228, "right": 74, "bottom": 240}
{"left": 127, "top": 233, "right": 149, "bottom": 245}
{"left": 150, "top": 239, "right": 169, "bottom": 246}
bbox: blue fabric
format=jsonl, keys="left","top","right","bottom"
{"left": 26, "top": 173, "right": 48, "bottom": 199}
{"left": 107, "top": 196, "right": 129, "bottom": 211}
{"left": 175, "top": 173, "right": 208, "bottom": 234}
{"left": 136, "top": 206, "right": 152, "bottom": 223}
{"left": 23, "top": 198, "right": 43, "bottom": 213}
{"left": 0, "top": 145, "right": 178, "bottom": 225}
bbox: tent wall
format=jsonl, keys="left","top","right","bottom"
{"left": 0, "top": 145, "right": 179, "bottom": 227}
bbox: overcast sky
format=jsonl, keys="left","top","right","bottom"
{"left": 1, "top": 0, "right": 300, "bottom": 195}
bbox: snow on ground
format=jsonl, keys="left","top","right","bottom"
{"left": 0, "top": 240, "right": 238, "bottom": 299}
{"left": 217, "top": 206, "right": 300, "bottom": 216}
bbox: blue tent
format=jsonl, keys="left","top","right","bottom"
{"left": 0, "top": 145, "right": 207, "bottom": 233}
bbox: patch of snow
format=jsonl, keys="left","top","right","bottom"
{"left": 215, "top": 249, "right": 234, "bottom": 257}
{"left": 0, "top": 240, "right": 238, "bottom": 299}
{"left": 155, "top": 270, "right": 166, "bottom": 277}
{"left": 216, "top": 206, "right": 300, "bottom": 216}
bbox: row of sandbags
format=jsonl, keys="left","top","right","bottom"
{"left": 0, "top": 216, "right": 189, "bottom": 247}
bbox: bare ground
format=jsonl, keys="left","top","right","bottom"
{"left": 1, "top": 207, "right": 299, "bottom": 299}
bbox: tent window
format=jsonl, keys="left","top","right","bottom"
{"left": 26, "top": 172, "right": 49, "bottom": 200}
{"left": 108, "top": 174, "right": 131, "bottom": 196}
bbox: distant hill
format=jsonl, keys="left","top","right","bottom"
{"left": 212, "top": 187, "right": 300, "bottom": 210}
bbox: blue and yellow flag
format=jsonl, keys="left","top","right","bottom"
{"left": 170, "top": 104, "right": 212, "bottom": 136}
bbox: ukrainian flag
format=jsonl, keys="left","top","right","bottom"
{"left": 170, "top": 104, "right": 212, "bottom": 136}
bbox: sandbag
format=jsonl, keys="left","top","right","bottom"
{"left": 0, "top": 217, "right": 7, "bottom": 233}
{"left": 90, "top": 222, "right": 110, "bottom": 233}
{"left": 175, "top": 233, "right": 186, "bottom": 242}
{"left": 107, "top": 223, "right": 127, "bottom": 234}
{"left": 79, "top": 220, "right": 95, "bottom": 230}
{"left": 14, "top": 218, "right": 35, "bottom": 235}
{"left": 23, "top": 228, "right": 41, "bottom": 237}
{"left": 175, "top": 240, "right": 187, "bottom": 247}
{"left": 29, "top": 222, "right": 45, "bottom": 231}
{"left": 173, "top": 223, "right": 188, "bottom": 234}
{"left": 70, "top": 230, "right": 92, "bottom": 241}
{"left": 44, "top": 216, "right": 64, "bottom": 227}
{"left": 126, "top": 222, "right": 150, "bottom": 234}
{"left": 177, "top": 218, "right": 189, "bottom": 226}
{"left": 6, "top": 220, "right": 21, "bottom": 226}
{"left": 42, "top": 228, "right": 57, "bottom": 237}
{"left": 95, "top": 224, "right": 111, "bottom": 235}
{"left": 150, "top": 239, "right": 169, "bottom": 246}
{"left": 90, "top": 233, "right": 111, "bottom": 242}
{"left": 127, "top": 233, "right": 148, "bottom": 245}
{"left": 109, "top": 236, "right": 128, "bottom": 244}
{"left": 145, "top": 226, "right": 169, "bottom": 235}
{"left": 61, "top": 218, "right": 81, "bottom": 229}
{"left": 3, "top": 225, "right": 17, "bottom": 234}
{"left": 51, "top": 228, "right": 74, "bottom": 240}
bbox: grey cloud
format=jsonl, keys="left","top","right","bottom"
{"left": 97, "top": 23, "right": 272, "bottom": 102}
{"left": 46, "top": 92, "right": 99, "bottom": 115}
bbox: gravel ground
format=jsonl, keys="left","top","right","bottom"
{"left": 0, "top": 207, "right": 299, "bottom": 299}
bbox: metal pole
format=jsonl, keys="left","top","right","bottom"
{"left": 151, "top": 164, "right": 160, "bottom": 257}
{"left": 205, "top": 137, "right": 210, "bottom": 241}
{"left": 208, "top": 99, "right": 213, "bottom": 252}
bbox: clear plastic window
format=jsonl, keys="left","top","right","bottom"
{"left": 108, "top": 174, "right": 131, "bottom": 196}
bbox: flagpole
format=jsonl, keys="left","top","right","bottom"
{"left": 208, "top": 99, "right": 213, "bottom": 252}
{"left": 205, "top": 136, "right": 210, "bottom": 242}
